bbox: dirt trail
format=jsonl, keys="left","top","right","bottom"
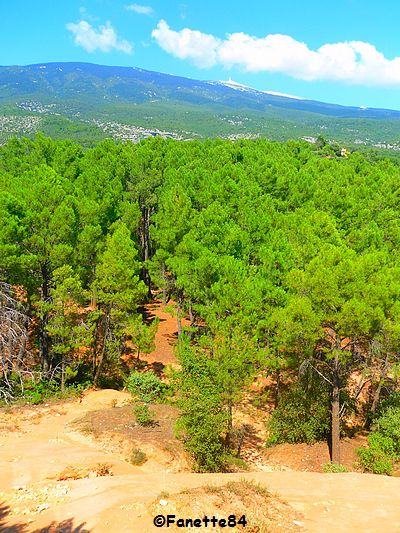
{"left": 1, "top": 392, "right": 399, "bottom": 532}
{"left": 142, "top": 300, "right": 189, "bottom": 366}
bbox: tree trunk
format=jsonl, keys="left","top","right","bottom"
{"left": 93, "top": 312, "right": 110, "bottom": 386}
{"left": 226, "top": 397, "right": 233, "bottom": 448}
{"left": 177, "top": 302, "right": 182, "bottom": 337}
{"left": 16, "top": 300, "right": 30, "bottom": 371}
{"left": 274, "top": 369, "right": 281, "bottom": 408}
{"left": 331, "top": 350, "right": 341, "bottom": 464}
{"left": 40, "top": 262, "right": 51, "bottom": 375}
{"left": 140, "top": 205, "right": 152, "bottom": 298}
{"left": 161, "top": 263, "right": 167, "bottom": 306}
{"left": 369, "top": 352, "right": 390, "bottom": 423}
{"left": 188, "top": 303, "right": 194, "bottom": 327}
{"left": 61, "top": 356, "right": 65, "bottom": 392}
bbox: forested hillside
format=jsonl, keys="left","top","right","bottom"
{"left": 2, "top": 63, "right": 400, "bottom": 151}
{"left": 1, "top": 134, "right": 400, "bottom": 473}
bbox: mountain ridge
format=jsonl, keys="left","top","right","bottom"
{"left": 1, "top": 61, "right": 400, "bottom": 148}
{"left": 2, "top": 61, "right": 400, "bottom": 118}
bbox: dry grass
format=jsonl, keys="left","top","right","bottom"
{"left": 130, "top": 448, "right": 147, "bottom": 466}
{"left": 56, "top": 463, "right": 113, "bottom": 481}
{"left": 151, "top": 480, "right": 304, "bottom": 532}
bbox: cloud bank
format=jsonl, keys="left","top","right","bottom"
{"left": 66, "top": 20, "right": 133, "bottom": 54}
{"left": 152, "top": 20, "right": 400, "bottom": 87}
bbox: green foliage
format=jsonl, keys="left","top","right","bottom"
{"left": 224, "top": 454, "right": 250, "bottom": 471}
{"left": 375, "top": 407, "right": 400, "bottom": 450}
{"left": 133, "top": 402, "right": 155, "bottom": 426}
{"left": 357, "top": 441, "right": 394, "bottom": 475}
{"left": 175, "top": 338, "right": 228, "bottom": 473}
{"left": 266, "top": 383, "right": 330, "bottom": 445}
{"left": 367, "top": 432, "right": 397, "bottom": 456}
{"left": 357, "top": 407, "right": 400, "bottom": 475}
{"left": 130, "top": 448, "right": 147, "bottom": 465}
{"left": 323, "top": 462, "right": 348, "bottom": 473}
{"left": 126, "top": 316, "right": 159, "bottom": 360}
{"left": 126, "top": 371, "right": 164, "bottom": 403}
{"left": 23, "top": 380, "right": 59, "bottom": 404}
{"left": 377, "top": 392, "right": 400, "bottom": 415}
{"left": 2, "top": 134, "right": 400, "bottom": 474}
{"left": 4, "top": 376, "right": 89, "bottom": 405}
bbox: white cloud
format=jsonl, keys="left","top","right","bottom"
{"left": 152, "top": 20, "right": 400, "bottom": 87}
{"left": 126, "top": 4, "right": 154, "bottom": 16}
{"left": 66, "top": 20, "right": 133, "bottom": 54}
{"left": 152, "top": 20, "right": 220, "bottom": 68}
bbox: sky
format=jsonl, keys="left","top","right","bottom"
{"left": 2, "top": 0, "right": 400, "bottom": 109}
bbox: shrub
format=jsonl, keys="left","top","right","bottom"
{"left": 130, "top": 448, "right": 147, "bottom": 466}
{"left": 0, "top": 372, "right": 91, "bottom": 406}
{"left": 357, "top": 444, "right": 394, "bottom": 475}
{"left": 356, "top": 428, "right": 398, "bottom": 475}
{"left": 126, "top": 371, "right": 164, "bottom": 403}
{"left": 367, "top": 432, "right": 397, "bottom": 456}
{"left": 133, "top": 402, "right": 154, "bottom": 426}
{"left": 224, "top": 454, "right": 250, "bottom": 471}
{"left": 323, "top": 462, "right": 348, "bottom": 473}
{"left": 376, "top": 392, "right": 400, "bottom": 416}
{"left": 22, "top": 379, "right": 56, "bottom": 404}
{"left": 266, "top": 383, "right": 330, "bottom": 445}
{"left": 375, "top": 407, "right": 400, "bottom": 452}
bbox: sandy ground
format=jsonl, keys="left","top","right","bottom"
{"left": 0, "top": 391, "right": 399, "bottom": 532}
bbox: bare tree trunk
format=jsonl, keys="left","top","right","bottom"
{"left": 188, "top": 303, "right": 194, "bottom": 326}
{"left": 40, "top": 262, "right": 51, "bottom": 375}
{"left": 93, "top": 312, "right": 110, "bottom": 386}
{"left": 161, "top": 263, "right": 167, "bottom": 306}
{"left": 274, "top": 369, "right": 281, "bottom": 408}
{"left": 226, "top": 397, "right": 233, "bottom": 448}
{"left": 16, "top": 300, "right": 30, "bottom": 371}
{"left": 177, "top": 302, "right": 182, "bottom": 337}
{"left": 331, "top": 350, "right": 341, "bottom": 464}
{"left": 369, "top": 352, "right": 390, "bottom": 422}
{"left": 0, "top": 283, "right": 29, "bottom": 400}
{"left": 140, "top": 206, "right": 152, "bottom": 298}
{"left": 61, "top": 357, "right": 65, "bottom": 392}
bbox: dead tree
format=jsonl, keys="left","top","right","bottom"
{"left": 0, "top": 282, "right": 29, "bottom": 402}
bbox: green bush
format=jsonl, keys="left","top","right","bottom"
{"left": 357, "top": 444, "right": 394, "bottom": 475}
{"left": 177, "top": 411, "right": 227, "bottom": 473}
{"left": 323, "top": 462, "right": 348, "bottom": 473}
{"left": 356, "top": 411, "right": 400, "bottom": 475}
{"left": 126, "top": 371, "right": 164, "bottom": 403}
{"left": 266, "top": 383, "right": 330, "bottom": 445}
{"left": 133, "top": 402, "right": 155, "bottom": 426}
{"left": 375, "top": 407, "right": 400, "bottom": 452}
{"left": 367, "top": 432, "right": 397, "bottom": 456}
{"left": 376, "top": 392, "right": 400, "bottom": 416}
{"left": 175, "top": 341, "right": 229, "bottom": 473}
{"left": 130, "top": 448, "right": 147, "bottom": 466}
{"left": 224, "top": 454, "right": 250, "bottom": 471}
{"left": 0, "top": 371, "right": 92, "bottom": 406}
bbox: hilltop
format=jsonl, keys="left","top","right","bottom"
{"left": 1, "top": 62, "right": 400, "bottom": 149}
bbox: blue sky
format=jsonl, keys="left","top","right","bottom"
{"left": 2, "top": 0, "right": 400, "bottom": 109}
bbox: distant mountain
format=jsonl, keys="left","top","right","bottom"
{"left": 1, "top": 62, "right": 400, "bottom": 149}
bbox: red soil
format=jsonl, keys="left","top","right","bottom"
{"left": 141, "top": 300, "right": 189, "bottom": 367}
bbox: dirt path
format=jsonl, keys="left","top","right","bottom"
{"left": 1, "top": 392, "right": 400, "bottom": 532}
{"left": 142, "top": 300, "right": 189, "bottom": 366}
